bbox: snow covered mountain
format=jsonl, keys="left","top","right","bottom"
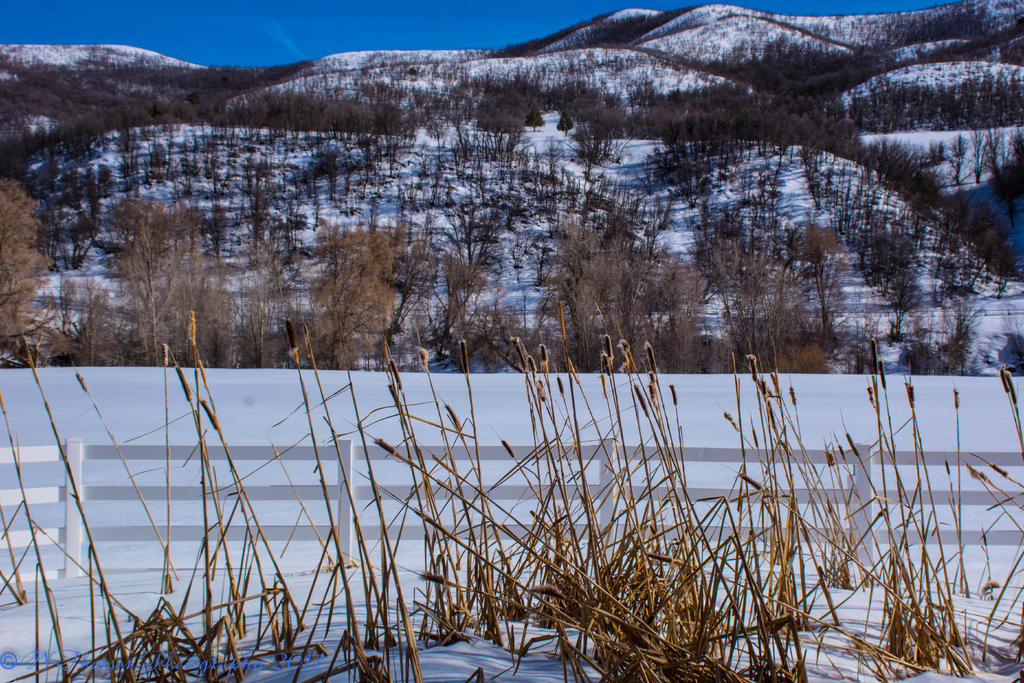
{"left": 517, "top": 0, "right": 1024, "bottom": 58}
{"left": 0, "top": 43, "right": 202, "bottom": 69}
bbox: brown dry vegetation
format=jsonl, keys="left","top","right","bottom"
{"left": 2, "top": 325, "right": 1024, "bottom": 682}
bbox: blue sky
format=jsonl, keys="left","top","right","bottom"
{"left": 3, "top": 0, "right": 950, "bottom": 67}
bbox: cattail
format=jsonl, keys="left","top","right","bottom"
{"left": 175, "top": 366, "right": 193, "bottom": 403}
{"left": 747, "top": 354, "right": 758, "bottom": 383}
{"left": 991, "top": 463, "right": 1009, "bottom": 479}
{"left": 511, "top": 337, "right": 527, "bottom": 368}
{"left": 536, "top": 379, "right": 546, "bottom": 402}
{"left": 740, "top": 473, "right": 762, "bottom": 491}
{"left": 825, "top": 449, "right": 836, "bottom": 467}
{"left": 420, "top": 571, "right": 446, "bottom": 585}
{"left": 75, "top": 372, "right": 88, "bottom": 393}
{"left": 527, "top": 356, "right": 537, "bottom": 374}
{"left": 905, "top": 381, "right": 914, "bottom": 407}
{"left": 603, "top": 334, "right": 613, "bottom": 359}
{"left": 567, "top": 358, "right": 579, "bottom": 383}
{"left": 388, "top": 359, "right": 402, "bottom": 391}
{"left": 418, "top": 347, "right": 429, "bottom": 372}
{"left": 953, "top": 388, "right": 960, "bottom": 409}
{"left": 188, "top": 310, "right": 196, "bottom": 346}
{"left": 530, "top": 584, "right": 565, "bottom": 601}
{"left": 981, "top": 580, "right": 1000, "bottom": 595}
{"left": 1001, "top": 368, "right": 1017, "bottom": 404}
{"left": 669, "top": 384, "right": 677, "bottom": 406}
{"left": 600, "top": 374, "right": 607, "bottom": 398}
{"left": 539, "top": 344, "right": 548, "bottom": 366}
{"left": 375, "top": 438, "right": 399, "bottom": 457}
{"left": 789, "top": 386, "right": 797, "bottom": 406}
{"left": 634, "top": 385, "right": 649, "bottom": 416}
{"left": 285, "top": 319, "right": 297, "bottom": 352}
{"left": 724, "top": 412, "right": 740, "bottom": 432}
{"left": 556, "top": 376, "right": 564, "bottom": 395}
{"left": 459, "top": 339, "right": 469, "bottom": 374}
{"left": 644, "top": 341, "right": 658, "bottom": 373}
{"left": 162, "top": 344, "right": 169, "bottom": 367}
{"left": 845, "top": 434, "right": 859, "bottom": 457}
{"left": 199, "top": 399, "right": 219, "bottom": 431}
{"left": 967, "top": 463, "right": 987, "bottom": 482}
{"left": 445, "top": 404, "right": 462, "bottom": 430}
{"left": 501, "top": 440, "right": 516, "bottom": 458}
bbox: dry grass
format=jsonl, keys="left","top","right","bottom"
{"left": 1, "top": 324, "right": 1023, "bottom": 682}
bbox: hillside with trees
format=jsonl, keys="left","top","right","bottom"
{"left": 2, "top": 0, "right": 1024, "bottom": 373}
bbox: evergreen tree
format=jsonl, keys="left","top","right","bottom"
{"left": 557, "top": 111, "right": 574, "bottom": 134}
{"left": 525, "top": 106, "right": 544, "bottom": 130}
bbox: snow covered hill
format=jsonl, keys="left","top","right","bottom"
{"left": 0, "top": 43, "right": 202, "bottom": 69}
{"left": 264, "top": 47, "right": 729, "bottom": 99}
{"left": 638, "top": 14, "right": 851, "bottom": 61}
{"left": 845, "top": 60, "right": 1024, "bottom": 99}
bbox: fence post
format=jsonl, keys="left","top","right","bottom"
{"left": 64, "top": 438, "right": 83, "bottom": 578}
{"left": 851, "top": 443, "right": 875, "bottom": 567}
{"left": 337, "top": 440, "right": 353, "bottom": 564}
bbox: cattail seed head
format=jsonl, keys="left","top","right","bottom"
{"left": 162, "top": 344, "right": 169, "bottom": 366}
{"left": 556, "top": 376, "right": 564, "bottom": 395}
{"left": 789, "top": 386, "right": 797, "bottom": 406}
{"left": 603, "top": 335, "right": 613, "bottom": 358}
{"left": 375, "top": 438, "right": 399, "bottom": 457}
{"left": 75, "top": 372, "right": 88, "bottom": 393}
{"left": 389, "top": 359, "right": 402, "bottom": 390}
{"left": 285, "top": 319, "right": 297, "bottom": 352}
{"left": 740, "top": 473, "right": 762, "bottom": 490}
{"left": 644, "top": 341, "right": 657, "bottom": 373}
{"left": 445, "top": 404, "right": 461, "bottom": 430}
{"left": 419, "top": 347, "right": 429, "bottom": 372}
{"left": 175, "top": 367, "right": 193, "bottom": 403}
{"left": 953, "top": 388, "right": 960, "bottom": 409}
{"left": 634, "top": 384, "right": 649, "bottom": 416}
{"left": 199, "top": 399, "right": 219, "bottom": 431}
{"left": 669, "top": 384, "right": 677, "bottom": 406}
{"left": 530, "top": 584, "right": 565, "bottom": 601}
{"left": 459, "top": 339, "right": 469, "bottom": 374}
{"left": 1002, "top": 368, "right": 1017, "bottom": 404}
{"left": 536, "top": 379, "right": 546, "bottom": 402}
{"left": 724, "top": 412, "right": 739, "bottom": 432}
{"left": 420, "top": 571, "right": 446, "bottom": 585}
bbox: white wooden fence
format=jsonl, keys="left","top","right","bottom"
{"left": 2, "top": 440, "right": 1023, "bottom": 580}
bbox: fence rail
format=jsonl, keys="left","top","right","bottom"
{"left": 2, "top": 440, "right": 1022, "bottom": 579}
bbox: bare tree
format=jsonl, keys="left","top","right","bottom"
{"left": 0, "top": 179, "right": 45, "bottom": 356}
